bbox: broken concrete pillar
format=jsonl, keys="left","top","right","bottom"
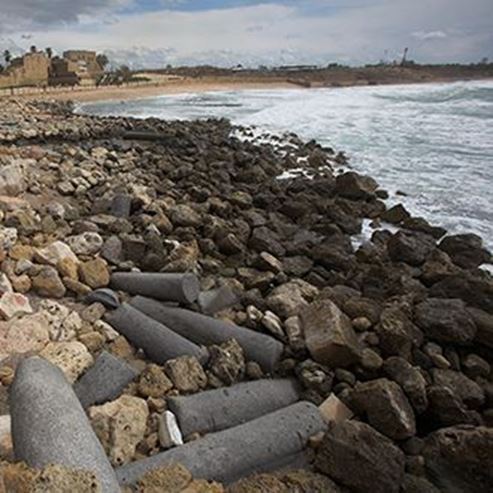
{"left": 168, "top": 378, "right": 300, "bottom": 436}
{"left": 10, "top": 357, "right": 120, "bottom": 493}
{"left": 130, "top": 296, "right": 283, "bottom": 372}
{"left": 198, "top": 285, "right": 238, "bottom": 315}
{"left": 106, "top": 303, "right": 208, "bottom": 364}
{"left": 110, "top": 272, "right": 199, "bottom": 304}
{"left": 117, "top": 401, "right": 325, "bottom": 486}
{"left": 74, "top": 351, "right": 139, "bottom": 408}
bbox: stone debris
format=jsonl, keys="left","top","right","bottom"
{"left": 0, "top": 98, "right": 491, "bottom": 492}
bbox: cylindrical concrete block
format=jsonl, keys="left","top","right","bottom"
{"left": 10, "top": 357, "right": 120, "bottom": 493}
{"left": 106, "top": 303, "right": 208, "bottom": 364}
{"left": 74, "top": 351, "right": 139, "bottom": 409}
{"left": 110, "top": 272, "right": 199, "bottom": 304}
{"left": 168, "top": 378, "right": 300, "bottom": 436}
{"left": 130, "top": 296, "right": 284, "bottom": 372}
{"left": 117, "top": 401, "right": 326, "bottom": 486}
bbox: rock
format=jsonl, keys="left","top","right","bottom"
{"left": 0, "top": 414, "right": 12, "bottom": 460}
{"left": 431, "top": 369, "right": 485, "bottom": 409}
{"left": 78, "top": 332, "right": 105, "bottom": 353}
{"left": 164, "top": 356, "right": 207, "bottom": 393}
{"left": 0, "top": 292, "right": 33, "bottom": 320}
{"left": 316, "top": 420, "right": 405, "bottom": 493}
{"left": 138, "top": 364, "right": 173, "bottom": 398}
{"left": 426, "top": 385, "right": 479, "bottom": 427}
{"left": 381, "top": 204, "right": 411, "bottom": 224}
{"left": 319, "top": 393, "right": 354, "bottom": 423}
{"left": 57, "top": 257, "right": 79, "bottom": 280}
{"left": 300, "top": 299, "right": 361, "bottom": 368}
{"left": 282, "top": 256, "right": 314, "bottom": 277}
{"left": 467, "top": 307, "right": 493, "bottom": 348}
{"left": 335, "top": 171, "right": 378, "bottom": 200}
{"left": 360, "top": 348, "right": 383, "bottom": 371}
{"left": 0, "top": 227, "right": 17, "bottom": 251}
{"left": 256, "top": 252, "right": 283, "bottom": 273}
{"left": 387, "top": 231, "right": 435, "bottom": 266}
{"left": 66, "top": 232, "right": 104, "bottom": 256}
{"left": 376, "top": 306, "right": 422, "bottom": 358}
{"left": 350, "top": 378, "right": 416, "bottom": 440}
{"left": 40, "top": 341, "right": 94, "bottom": 383}
{"left": 261, "top": 311, "right": 284, "bottom": 338}
{"left": 89, "top": 395, "right": 149, "bottom": 467}
{"left": 101, "top": 236, "right": 123, "bottom": 264}
{"left": 0, "top": 311, "right": 50, "bottom": 360}
{"left": 217, "top": 233, "right": 244, "bottom": 255}
{"left": 439, "top": 234, "right": 491, "bottom": 269}
{"left": 249, "top": 226, "right": 286, "bottom": 257}
{"left": 423, "top": 426, "right": 493, "bottom": 493}
{"left": 462, "top": 354, "right": 490, "bottom": 379}
{"left": 169, "top": 204, "right": 202, "bottom": 228}
{"left": 207, "top": 339, "right": 245, "bottom": 386}
{"left": 415, "top": 298, "right": 476, "bottom": 344}
{"left": 34, "top": 241, "right": 79, "bottom": 266}
{"left": 284, "top": 316, "right": 304, "bottom": 351}
{"left": 401, "top": 474, "right": 441, "bottom": 493}
{"left": 31, "top": 266, "right": 66, "bottom": 298}
{"left": 0, "top": 274, "right": 12, "bottom": 296}
{"left": 157, "top": 411, "right": 183, "bottom": 450}
{"left": 0, "top": 162, "right": 26, "bottom": 196}
{"left": 383, "top": 357, "right": 428, "bottom": 414}
{"left": 79, "top": 258, "right": 110, "bottom": 289}
{"left": 85, "top": 288, "right": 120, "bottom": 309}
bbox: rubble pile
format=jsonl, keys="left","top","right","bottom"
{"left": 0, "top": 97, "right": 492, "bottom": 492}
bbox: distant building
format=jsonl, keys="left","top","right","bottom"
{"left": 0, "top": 52, "right": 50, "bottom": 88}
{"left": 62, "top": 50, "right": 103, "bottom": 84}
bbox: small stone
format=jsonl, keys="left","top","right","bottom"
{"left": 32, "top": 266, "right": 66, "bottom": 298}
{"left": 261, "top": 310, "right": 284, "bottom": 338}
{"left": 0, "top": 292, "right": 33, "bottom": 320}
{"left": 9, "top": 244, "right": 34, "bottom": 261}
{"left": 81, "top": 302, "right": 106, "bottom": 323}
{"left": 352, "top": 316, "right": 372, "bottom": 331}
{"left": 57, "top": 257, "right": 79, "bottom": 280}
{"left": 63, "top": 277, "right": 92, "bottom": 296}
{"left": 10, "top": 274, "right": 31, "bottom": 293}
{"left": 284, "top": 316, "right": 305, "bottom": 351}
{"left": 158, "top": 410, "right": 183, "bottom": 450}
{"left": 89, "top": 395, "right": 149, "bottom": 467}
{"left": 319, "top": 393, "right": 354, "bottom": 423}
{"left": 138, "top": 364, "right": 173, "bottom": 398}
{"left": 164, "top": 356, "right": 207, "bottom": 394}
{"left": 256, "top": 252, "right": 283, "bottom": 273}
{"left": 34, "top": 241, "right": 79, "bottom": 266}
{"left": 245, "top": 361, "right": 263, "bottom": 380}
{"left": 67, "top": 232, "right": 104, "bottom": 256}
{"left": 0, "top": 227, "right": 18, "bottom": 251}
{"left": 78, "top": 331, "right": 105, "bottom": 353}
{"left": 462, "top": 354, "right": 491, "bottom": 379}
{"left": 360, "top": 348, "right": 383, "bottom": 371}
{"left": 78, "top": 258, "right": 110, "bottom": 289}
{"left": 0, "top": 273, "right": 13, "bottom": 296}
{"left": 40, "top": 341, "right": 94, "bottom": 383}
{"left": 94, "top": 319, "right": 119, "bottom": 342}
{"left": 207, "top": 339, "right": 245, "bottom": 386}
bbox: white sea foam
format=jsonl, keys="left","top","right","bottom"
{"left": 80, "top": 80, "right": 493, "bottom": 252}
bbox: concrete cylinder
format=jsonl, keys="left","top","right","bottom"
{"left": 110, "top": 272, "right": 199, "bottom": 304}
{"left": 168, "top": 379, "right": 300, "bottom": 436}
{"left": 106, "top": 303, "right": 208, "bottom": 364}
{"left": 74, "top": 351, "right": 139, "bottom": 409}
{"left": 117, "top": 401, "right": 326, "bottom": 486}
{"left": 130, "top": 296, "right": 283, "bottom": 372}
{"left": 10, "top": 357, "right": 121, "bottom": 493}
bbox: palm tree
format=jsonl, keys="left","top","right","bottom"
{"left": 45, "top": 47, "right": 53, "bottom": 58}
{"left": 96, "top": 53, "right": 109, "bottom": 70}
{"left": 3, "top": 50, "right": 11, "bottom": 65}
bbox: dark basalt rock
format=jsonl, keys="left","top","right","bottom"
{"left": 439, "top": 234, "right": 491, "bottom": 269}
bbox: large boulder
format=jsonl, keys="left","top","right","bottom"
{"left": 423, "top": 426, "right": 493, "bottom": 493}
{"left": 300, "top": 299, "right": 362, "bottom": 368}
{"left": 316, "top": 420, "right": 405, "bottom": 493}
{"left": 414, "top": 298, "right": 476, "bottom": 344}
{"left": 387, "top": 231, "right": 435, "bottom": 266}
{"left": 439, "top": 234, "right": 491, "bottom": 269}
{"left": 350, "top": 378, "right": 416, "bottom": 440}
{"left": 335, "top": 172, "right": 378, "bottom": 200}
{"left": 383, "top": 357, "right": 428, "bottom": 414}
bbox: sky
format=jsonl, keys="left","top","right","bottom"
{"left": 0, "top": 0, "right": 492, "bottom": 68}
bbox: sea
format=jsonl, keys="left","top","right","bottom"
{"left": 80, "top": 79, "right": 493, "bottom": 253}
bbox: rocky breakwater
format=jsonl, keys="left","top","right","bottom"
{"left": 0, "top": 96, "right": 492, "bottom": 492}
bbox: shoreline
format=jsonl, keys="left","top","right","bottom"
{"left": 0, "top": 97, "right": 492, "bottom": 491}
{"left": 25, "top": 74, "right": 493, "bottom": 104}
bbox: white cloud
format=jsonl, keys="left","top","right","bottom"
{"left": 1, "top": 0, "right": 491, "bottom": 66}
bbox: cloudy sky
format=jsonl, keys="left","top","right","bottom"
{"left": 1, "top": 0, "right": 492, "bottom": 67}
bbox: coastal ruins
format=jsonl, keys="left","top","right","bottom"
{"left": 0, "top": 98, "right": 492, "bottom": 492}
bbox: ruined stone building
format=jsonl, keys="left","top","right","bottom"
{"left": 0, "top": 52, "right": 50, "bottom": 88}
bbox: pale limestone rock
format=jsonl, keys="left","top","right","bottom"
{"left": 0, "top": 292, "right": 33, "bottom": 320}
{"left": 158, "top": 411, "right": 183, "bottom": 450}
{"left": 89, "top": 395, "right": 149, "bottom": 467}
{"left": 40, "top": 341, "right": 93, "bottom": 383}
{"left": 319, "top": 394, "right": 354, "bottom": 423}
{"left": 34, "top": 241, "right": 79, "bottom": 266}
